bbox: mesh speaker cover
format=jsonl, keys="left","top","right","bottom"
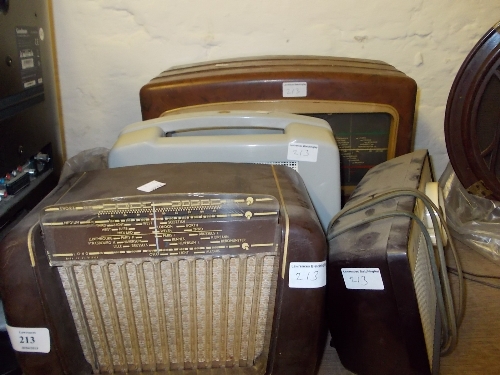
{"left": 0, "top": 162, "right": 327, "bottom": 375}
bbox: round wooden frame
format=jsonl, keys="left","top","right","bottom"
{"left": 445, "top": 22, "right": 500, "bottom": 200}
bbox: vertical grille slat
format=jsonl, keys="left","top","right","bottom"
{"left": 118, "top": 263, "right": 142, "bottom": 371}
{"left": 233, "top": 255, "right": 248, "bottom": 366}
{"left": 59, "top": 253, "right": 277, "bottom": 373}
{"left": 153, "top": 260, "right": 170, "bottom": 369}
{"left": 204, "top": 258, "right": 213, "bottom": 369}
{"left": 188, "top": 259, "right": 198, "bottom": 368}
{"left": 135, "top": 263, "right": 157, "bottom": 370}
{"left": 62, "top": 266, "right": 99, "bottom": 373}
{"left": 246, "top": 255, "right": 264, "bottom": 367}
{"left": 219, "top": 257, "right": 230, "bottom": 366}
{"left": 83, "top": 265, "right": 114, "bottom": 373}
{"left": 101, "top": 265, "right": 127, "bottom": 370}
{"left": 171, "top": 260, "right": 185, "bottom": 367}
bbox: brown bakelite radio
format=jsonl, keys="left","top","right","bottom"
{"left": 327, "top": 150, "right": 455, "bottom": 375}
{"left": 140, "top": 56, "right": 417, "bottom": 201}
{"left": 0, "top": 162, "right": 327, "bottom": 375}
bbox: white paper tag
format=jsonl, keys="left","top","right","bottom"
{"left": 287, "top": 142, "right": 318, "bottom": 162}
{"left": 289, "top": 261, "right": 326, "bottom": 288}
{"left": 137, "top": 180, "right": 166, "bottom": 192}
{"left": 6, "top": 325, "right": 51, "bottom": 353}
{"left": 282, "top": 82, "right": 307, "bottom": 97}
{"left": 341, "top": 268, "right": 384, "bottom": 290}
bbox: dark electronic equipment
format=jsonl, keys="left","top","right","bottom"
{"left": 0, "top": 1, "right": 64, "bottom": 374}
{"left": 327, "top": 150, "right": 458, "bottom": 375}
{"left": 0, "top": 163, "right": 327, "bottom": 375}
{"left": 0, "top": 0, "right": 64, "bottom": 235}
{"left": 139, "top": 56, "right": 417, "bottom": 202}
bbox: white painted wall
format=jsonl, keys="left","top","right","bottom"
{"left": 51, "top": 0, "right": 500, "bottom": 176}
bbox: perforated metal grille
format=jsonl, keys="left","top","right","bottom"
{"left": 255, "top": 161, "right": 299, "bottom": 172}
{"left": 412, "top": 232, "right": 437, "bottom": 369}
{"left": 58, "top": 254, "right": 278, "bottom": 373}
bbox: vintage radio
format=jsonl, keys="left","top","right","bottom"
{"left": 0, "top": 162, "right": 327, "bottom": 375}
{"left": 139, "top": 55, "right": 417, "bottom": 201}
{"left": 445, "top": 21, "right": 500, "bottom": 200}
{"left": 108, "top": 110, "right": 341, "bottom": 232}
{"left": 327, "top": 150, "right": 457, "bottom": 375}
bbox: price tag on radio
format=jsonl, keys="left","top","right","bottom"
{"left": 289, "top": 261, "right": 326, "bottom": 288}
{"left": 282, "top": 82, "right": 307, "bottom": 97}
{"left": 287, "top": 142, "right": 319, "bottom": 162}
{"left": 6, "top": 325, "right": 51, "bottom": 353}
{"left": 137, "top": 180, "right": 166, "bottom": 193}
{"left": 341, "top": 268, "right": 384, "bottom": 290}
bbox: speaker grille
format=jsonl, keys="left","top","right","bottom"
{"left": 412, "top": 233, "right": 437, "bottom": 369}
{"left": 256, "top": 161, "right": 299, "bottom": 172}
{"left": 58, "top": 253, "right": 278, "bottom": 373}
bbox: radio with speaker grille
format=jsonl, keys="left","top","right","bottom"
{"left": 0, "top": 162, "right": 327, "bottom": 375}
{"left": 327, "top": 149, "right": 458, "bottom": 375}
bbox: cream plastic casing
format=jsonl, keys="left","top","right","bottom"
{"left": 108, "top": 110, "right": 341, "bottom": 231}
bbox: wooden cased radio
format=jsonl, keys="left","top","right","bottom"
{"left": 139, "top": 55, "right": 417, "bottom": 201}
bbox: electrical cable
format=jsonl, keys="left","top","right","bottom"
{"left": 448, "top": 266, "right": 500, "bottom": 289}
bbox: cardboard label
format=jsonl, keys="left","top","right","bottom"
{"left": 341, "top": 268, "right": 384, "bottom": 290}
{"left": 6, "top": 325, "right": 50, "bottom": 353}
{"left": 137, "top": 180, "right": 166, "bottom": 192}
{"left": 287, "top": 142, "right": 318, "bottom": 162}
{"left": 282, "top": 82, "right": 307, "bottom": 97}
{"left": 289, "top": 261, "right": 326, "bottom": 288}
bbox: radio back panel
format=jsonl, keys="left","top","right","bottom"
{"left": 0, "top": 162, "right": 327, "bottom": 375}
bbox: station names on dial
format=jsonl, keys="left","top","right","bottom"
{"left": 41, "top": 194, "right": 280, "bottom": 264}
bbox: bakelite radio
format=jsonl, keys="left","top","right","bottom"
{"left": 327, "top": 150, "right": 455, "bottom": 375}
{"left": 0, "top": 162, "right": 327, "bottom": 375}
{"left": 108, "top": 110, "right": 341, "bottom": 232}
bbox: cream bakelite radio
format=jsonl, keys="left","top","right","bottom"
{"left": 108, "top": 110, "right": 341, "bottom": 232}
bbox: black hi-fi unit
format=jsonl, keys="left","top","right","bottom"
{"left": 1, "top": 1, "right": 63, "bottom": 374}
{"left": 0, "top": 0, "right": 64, "bottom": 235}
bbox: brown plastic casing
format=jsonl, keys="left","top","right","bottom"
{"left": 0, "top": 163, "right": 327, "bottom": 375}
{"left": 327, "top": 150, "right": 440, "bottom": 375}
